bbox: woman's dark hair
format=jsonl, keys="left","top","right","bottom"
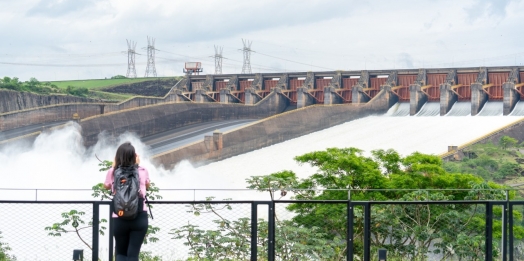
{"left": 114, "top": 142, "right": 136, "bottom": 168}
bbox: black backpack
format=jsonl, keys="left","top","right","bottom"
{"left": 112, "top": 165, "right": 143, "bottom": 220}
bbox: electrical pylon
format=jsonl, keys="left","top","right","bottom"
{"left": 213, "top": 45, "right": 223, "bottom": 74}
{"left": 126, "top": 40, "right": 137, "bottom": 78}
{"left": 144, "top": 36, "right": 157, "bottom": 77}
{"left": 241, "top": 39, "right": 252, "bottom": 74}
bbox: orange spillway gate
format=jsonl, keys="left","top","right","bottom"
{"left": 339, "top": 78, "right": 358, "bottom": 103}
{"left": 453, "top": 73, "right": 477, "bottom": 101}
{"left": 482, "top": 72, "right": 509, "bottom": 100}
{"left": 517, "top": 72, "right": 524, "bottom": 99}
{"left": 285, "top": 79, "right": 304, "bottom": 104}
{"left": 392, "top": 75, "right": 417, "bottom": 101}
{"left": 422, "top": 74, "right": 447, "bottom": 101}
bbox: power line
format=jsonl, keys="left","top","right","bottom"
{"left": 0, "top": 61, "right": 127, "bottom": 67}
{"left": 254, "top": 51, "right": 335, "bottom": 71}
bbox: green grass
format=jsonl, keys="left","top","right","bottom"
{"left": 88, "top": 90, "right": 134, "bottom": 101}
{"left": 49, "top": 77, "right": 176, "bottom": 90}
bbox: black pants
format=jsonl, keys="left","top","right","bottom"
{"left": 113, "top": 211, "right": 148, "bottom": 261}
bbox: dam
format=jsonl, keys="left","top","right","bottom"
{"left": 2, "top": 65, "right": 524, "bottom": 171}
{"left": 2, "top": 66, "right": 524, "bottom": 260}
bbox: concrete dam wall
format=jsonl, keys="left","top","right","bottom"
{"left": 0, "top": 89, "right": 98, "bottom": 114}
{"left": 78, "top": 89, "right": 289, "bottom": 146}
{"left": 151, "top": 86, "right": 398, "bottom": 168}
{"left": 0, "top": 91, "right": 182, "bottom": 132}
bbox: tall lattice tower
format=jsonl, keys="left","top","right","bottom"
{"left": 144, "top": 36, "right": 157, "bottom": 77}
{"left": 126, "top": 40, "right": 137, "bottom": 78}
{"left": 241, "top": 39, "right": 252, "bottom": 74}
{"left": 213, "top": 45, "right": 223, "bottom": 74}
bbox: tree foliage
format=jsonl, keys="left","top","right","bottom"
{"left": 1, "top": 76, "right": 60, "bottom": 94}
{"left": 172, "top": 147, "right": 523, "bottom": 260}
{"left": 0, "top": 76, "right": 91, "bottom": 98}
{"left": 500, "top": 136, "right": 518, "bottom": 150}
{"left": 0, "top": 231, "right": 16, "bottom": 261}
{"left": 443, "top": 138, "right": 524, "bottom": 181}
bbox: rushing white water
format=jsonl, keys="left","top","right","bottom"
{"left": 195, "top": 113, "right": 523, "bottom": 189}
{"left": 1, "top": 108, "right": 523, "bottom": 260}
{"left": 386, "top": 102, "right": 410, "bottom": 116}
{"left": 446, "top": 101, "right": 471, "bottom": 116}
{"left": 511, "top": 101, "right": 524, "bottom": 116}
{"left": 478, "top": 101, "right": 503, "bottom": 116}
{"left": 416, "top": 102, "right": 440, "bottom": 116}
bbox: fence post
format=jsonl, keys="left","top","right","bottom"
{"left": 485, "top": 202, "right": 493, "bottom": 261}
{"left": 92, "top": 202, "right": 99, "bottom": 261}
{"left": 502, "top": 191, "right": 509, "bottom": 261}
{"left": 108, "top": 206, "right": 114, "bottom": 261}
{"left": 509, "top": 202, "right": 514, "bottom": 261}
{"left": 364, "top": 202, "right": 371, "bottom": 261}
{"left": 250, "top": 202, "right": 258, "bottom": 261}
{"left": 268, "top": 201, "right": 275, "bottom": 261}
{"left": 347, "top": 199, "right": 354, "bottom": 261}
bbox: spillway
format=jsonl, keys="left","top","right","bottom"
{"left": 194, "top": 111, "right": 523, "bottom": 194}
{"left": 386, "top": 102, "right": 409, "bottom": 116}
{"left": 446, "top": 101, "right": 471, "bottom": 116}
{"left": 416, "top": 102, "right": 440, "bottom": 116}
{"left": 478, "top": 101, "right": 503, "bottom": 116}
{"left": 511, "top": 101, "right": 524, "bottom": 116}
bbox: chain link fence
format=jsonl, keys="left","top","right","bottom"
{"left": 2, "top": 189, "right": 524, "bottom": 261}
{"left": 0, "top": 202, "right": 95, "bottom": 261}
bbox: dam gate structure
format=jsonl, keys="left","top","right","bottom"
{"left": 178, "top": 66, "right": 523, "bottom": 116}
{"left": 2, "top": 66, "right": 523, "bottom": 134}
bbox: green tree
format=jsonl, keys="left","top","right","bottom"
{"left": 0, "top": 77, "right": 21, "bottom": 91}
{"left": 169, "top": 147, "right": 524, "bottom": 260}
{"left": 500, "top": 135, "right": 518, "bottom": 150}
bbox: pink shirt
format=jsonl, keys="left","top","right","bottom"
{"left": 104, "top": 166, "right": 151, "bottom": 216}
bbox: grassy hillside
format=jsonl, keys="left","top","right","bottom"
{"left": 49, "top": 77, "right": 176, "bottom": 90}
{"left": 443, "top": 136, "right": 524, "bottom": 189}
{"left": 1, "top": 76, "right": 182, "bottom": 102}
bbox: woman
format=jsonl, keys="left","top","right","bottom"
{"left": 104, "top": 142, "right": 150, "bottom": 261}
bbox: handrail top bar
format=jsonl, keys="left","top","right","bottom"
{"left": 0, "top": 199, "right": 515, "bottom": 204}
{"left": 0, "top": 188, "right": 518, "bottom": 191}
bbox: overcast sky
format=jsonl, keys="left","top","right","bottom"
{"left": 1, "top": 0, "right": 523, "bottom": 81}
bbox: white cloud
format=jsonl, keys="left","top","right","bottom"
{"left": 1, "top": 0, "right": 523, "bottom": 81}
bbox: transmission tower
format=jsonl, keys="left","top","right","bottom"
{"left": 213, "top": 45, "right": 223, "bottom": 74}
{"left": 144, "top": 36, "right": 157, "bottom": 77}
{"left": 241, "top": 39, "right": 252, "bottom": 74}
{"left": 126, "top": 40, "right": 137, "bottom": 78}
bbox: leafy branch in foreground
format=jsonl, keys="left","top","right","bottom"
{"left": 45, "top": 210, "right": 107, "bottom": 250}
{"left": 0, "top": 231, "right": 17, "bottom": 261}
{"left": 45, "top": 158, "right": 163, "bottom": 250}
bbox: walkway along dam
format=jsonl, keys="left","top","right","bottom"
{"left": 2, "top": 66, "right": 524, "bottom": 168}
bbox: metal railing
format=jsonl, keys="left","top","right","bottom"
{"left": 1, "top": 198, "right": 523, "bottom": 261}
{"left": 1, "top": 187, "right": 524, "bottom": 260}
